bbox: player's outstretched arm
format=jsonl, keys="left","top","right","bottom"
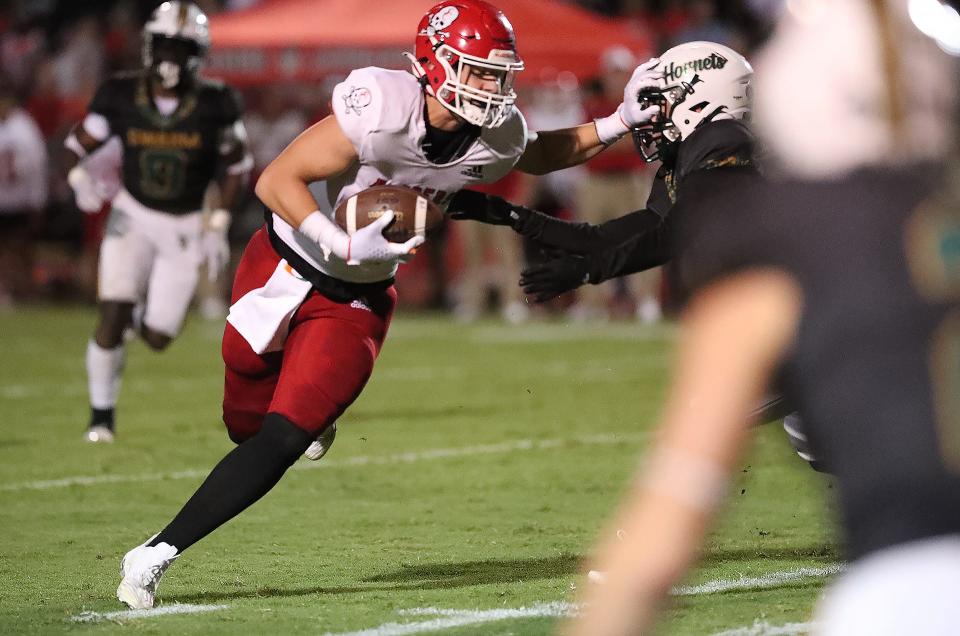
{"left": 564, "top": 269, "right": 801, "bottom": 636}
{"left": 514, "top": 59, "right": 662, "bottom": 175}
{"left": 448, "top": 189, "right": 661, "bottom": 254}
{"left": 518, "top": 215, "right": 673, "bottom": 302}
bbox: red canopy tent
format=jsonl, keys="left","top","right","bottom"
{"left": 207, "top": 0, "right": 651, "bottom": 86}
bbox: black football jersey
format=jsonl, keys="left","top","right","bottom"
{"left": 684, "top": 164, "right": 960, "bottom": 561}
{"left": 645, "top": 118, "right": 757, "bottom": 219}
{"left": 88, "top": 71, "right": 243, "bottom": 214}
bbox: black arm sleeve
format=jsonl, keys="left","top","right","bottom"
{"left": 515, "top": 207, "right": 663, "bottom": 254}
{"left": 583, "top": 215, "right": 675, "bottom": 283}
{"left": 577, "top": 164, "right": 760, "bottom": 286}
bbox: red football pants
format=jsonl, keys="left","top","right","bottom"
{"left": 221, "top": 228, "right": 397, "bottom": 442}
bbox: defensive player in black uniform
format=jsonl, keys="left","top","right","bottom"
{"left": 565, "top": 1, "right": 960, "bottom": 632}
{"left": 65, "top": 1, "right": 251, "bottom": 443}
{"left": 447, "top": 40, "right": 755, "bottom": 306}
{"left": 448, "top": 41, "right": 811, "bottom": 461}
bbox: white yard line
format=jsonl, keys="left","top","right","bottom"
{"left": 71, "top": 603, "right": 228, "bottom": 623}
{"left": 1, "top": 433, "right": 646, "bottom": 492}
{"left": 324, "top": 566, "right": 839, "bottom": 636}
{"left": 673, "top": 565, "right": 843, "bottom": 596}
{"left": 63, "top": 566, "right": 837, "bottom": 632}
{"left": 322, "top": 602, "right": 576, "bottom": 636}
{"left": 711, "top": 621, "right": 819, "bottom": 636}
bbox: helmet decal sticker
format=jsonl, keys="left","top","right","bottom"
{"left": 427, "top": 6, "right": 460, "bottom": 35}
{"left": 663, "top": 53, "right": 728, "bottom": 83}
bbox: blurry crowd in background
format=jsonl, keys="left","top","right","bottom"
{"left": 0, "top": 0, "right": 774, "bottom": 322}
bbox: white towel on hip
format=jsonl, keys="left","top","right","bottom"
{"left": 227, "top": 260, "right": 313, "bottom": 354}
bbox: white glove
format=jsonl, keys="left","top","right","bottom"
{"left": 67, "top": 165, "right": 107, "bottom": 213}
{"left": 298, "top": 210, "right": 424, "bottom": 266}
{"left": 594, "top": 58, "right": 664, "bottom": 145}
{"left": 347, "top": 211, "right": 424, "bottom": 265}
{"left": 201, "top": 209, "right": 231, "bottom": 282}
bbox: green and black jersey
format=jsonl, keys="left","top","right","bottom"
{"left": 88, "top": 71, "right": 243, "bottom": 214}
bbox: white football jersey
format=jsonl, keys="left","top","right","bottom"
{"left": 272, "top": 66, "right": 529, "bottom": 283}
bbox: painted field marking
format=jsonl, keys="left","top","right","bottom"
{"left": 322, "top": 602, "right": 576, "bottom": 636}
{"left": 1, "top": 432, "right": 647, "bottom": 492}
{"left": 710, "top": 620, "right": 819, "bottom": 636}
{"left": 323, "top": 566, "right": 840, "bottom": 636}
{"left": 673, "top": 564, "right": 843, "bottom": 596}
{"left": 63, "top": 565, "right": 838, "bottom": 632}
{"left": 71, "top": 602, "right": 228, "bottom": 623}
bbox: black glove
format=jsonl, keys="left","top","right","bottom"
{"left": 520, "top": 253, "right": 592, "bottom": 303}
{"left": 447, "top": 189, "right": 529, "bottom": 229}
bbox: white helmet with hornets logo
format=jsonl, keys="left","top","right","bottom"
{"left": 142, "top": 1, "right": 211, "bottom": 90}
{"left": 632, "top": 41, "right": 753, "bottom": 162}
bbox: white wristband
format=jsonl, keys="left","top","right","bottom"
{"left": 594, "top": 107, "right": 631, "bottom": 145}
{"left": 298, "top": 211, "right": 350, "bottom": 260}
{"left": 206, "top": 208, "right": 231, "bottom": 233}
{"left": 64, "top": 133, "right": 88, "bottom": 159}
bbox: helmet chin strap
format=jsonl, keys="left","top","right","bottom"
{"left": 155, "top": 61, "right": 182, "bottom": 90}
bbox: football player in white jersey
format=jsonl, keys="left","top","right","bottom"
{"left": 114, "top": 0, "right": 662, "bottom": 609}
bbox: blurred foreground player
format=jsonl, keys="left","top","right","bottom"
{"left": 566, "top": 1, "right": 960, "bottom": 634}
{"left": 114, "top": 0, "right": 664, "bottom": 609}
{"left": 65, "top": 1, "right": 251, "bottom": 442}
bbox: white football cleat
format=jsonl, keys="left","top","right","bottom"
{"left": 304, "top": 422, "right": 337, "bottom": 461}
{"left": 83, "top": 425, "right": 115, "bottom": 443}
{"left": 116, "top": 537, "right": 179, "bottom": 609}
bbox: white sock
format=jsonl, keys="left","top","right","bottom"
{"left": 86, "top": 340, "right": 126, "bottom": 409}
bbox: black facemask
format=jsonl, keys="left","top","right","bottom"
{"left": 146, "top": 35, "right": 202, "bottom": 90}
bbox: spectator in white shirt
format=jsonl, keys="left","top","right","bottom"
{"left": 0, "top": 77, "right": 48, "bottom": 307}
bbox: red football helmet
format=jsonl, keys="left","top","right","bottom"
{"left": 407, "top": 0, "right": 524, "bottom": 128}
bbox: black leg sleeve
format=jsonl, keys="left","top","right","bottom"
{"left": 149, "top": 414, "right": 312, "bottom": 553}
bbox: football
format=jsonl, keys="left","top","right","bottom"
{"left": 334, "top": 185, "right": 445, "bottom": 244}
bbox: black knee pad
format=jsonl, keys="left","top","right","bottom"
{"left": 258, "top": 413, "right": 314, "bottom": 461}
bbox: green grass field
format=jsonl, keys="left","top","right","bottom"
{"left": 0, "top": 306, "right": 838, "bottom": 635}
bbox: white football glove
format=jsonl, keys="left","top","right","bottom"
{"left": 594, "top": 58, "right": 664, "bottom": 145}
{"left": 201, "top": 208, "right": 231, "bottom": 282}
{"left": 298, "top": 210, "right": 424, "bottom": 266}
{"left": 67, "top": 165, "right": 108, "bottom": 213}
{"left": 345, "top": 211, "right": 424, "bottom": 265}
